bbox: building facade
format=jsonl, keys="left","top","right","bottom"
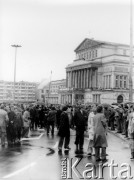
{"left": 65, "top": 38, "right": 134, "bottom": 105}
{"left": 38, "top": 79, "right": 66, "bottom": 105}
{"left": 0, "top": 80, "right": 37, "bottom": 103}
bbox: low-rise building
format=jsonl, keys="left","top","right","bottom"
{"left": 0, "top": 80, "right": 37, "bottom": 103}
{"left": 38, "top": 79, "right": 66, "bottom": 105}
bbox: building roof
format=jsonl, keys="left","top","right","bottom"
{"left": 67, "top": 59, "right": 89, "bottom": 68}
{"left": 74, "top": 38, "right": 130, "bottom": 52}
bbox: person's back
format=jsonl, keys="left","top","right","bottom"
{"left": 93, "top": 113, "right": 106, "bottom": 134}
{"left": 0, "top": 105, "right": 8, "bottom": 146}
{"left": 48, "top": 109, "right": 56, "bottom": 122}
{"left": 0, "top": 109, "right": 8, "bottom": 127}
{"left": 74, "top": 110, "right": 86, "bottom": 131}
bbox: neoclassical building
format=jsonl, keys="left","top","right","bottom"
{"left": 65, "top": 38, "right": 134, "bottom": 105}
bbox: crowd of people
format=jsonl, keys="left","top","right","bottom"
{"left": 57, "top": 102, "right": 134, "bottom": 161}
{"left": 0, "top": 101, "right": 134, "bottom": 161}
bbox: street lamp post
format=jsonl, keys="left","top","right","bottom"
{"left": 11, "top": 44, "right": 21, "bottom": 103}
{"left": 129, "top": 0, "right": 133, "bottom": 102}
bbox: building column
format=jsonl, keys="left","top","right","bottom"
{"left": 87, "top": 68, "right": 89, "bottom": 88}
{"left": 83, "top": 69, "right": 86, "bottom": 89}
{"left": 72, "top": 72, "right": 74, "bottom": 88}
{"left": 62, "top": 95, "right": 64, "bottom": 104}
{"left": 72, "top": 93, "right": 74, "bottom": 105}
{"left": 68, "top": 72, "right": 69, "bottom": 88}
{"left": 78, "top": 70, "right": 80, "bottom": 88}
{"left": 66, "top": 72, "right": 68, "bottom": 88}
{"left": 90, "top": 69, "right": 92, "bottom": 88}
{"left": 70, "top": 71, "right": 73, "bottom": 87}
{"left": 73, "top": 71, "right": 75, "bottom": 88}
{"left": 94, "top": 69, "right": 97, "bottom": 88}
{"left": 76, "top": 70, "right": 78, "bottom": 88}
{"left": 96, "top": 69, "right": 98, "bottom": 88}
{"left": 68, "top": 72, "right": 70, "bottom": 88}
{"left": 69, "top": 95, "right": 71, "bottom": 104}
{"left": 81, "top": 70, "right": 83, "bottom": 89}
{"left": 74, "top": 71, "right": 76, "bottom": 88}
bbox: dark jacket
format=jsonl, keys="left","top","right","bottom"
{"left": 47, "top": 110, "right": 56, "bottom": 123}
{"left": 74, "top": 110, "right": 86, "bottom": 132}
{"left": 58, "top": 111, "right": 70, "bottom": 137}
{"left": 14, "top": 112, "right": 23, "bottom": 128}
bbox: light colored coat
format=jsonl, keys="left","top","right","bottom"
{"left": 0, "top": 109, "right": 9, "bottom": 132}
{"left": 93, "top": 113, "right": 108, "bottom": 147}
{"left": 88, "top": 112, "right": 95, "bottom": 141}
{"left": 23, "top": 110, "right": 30, "bottom": 127}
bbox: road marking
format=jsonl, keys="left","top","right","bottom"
{"left": 52, "top": 141, "right": 59, "bottom": 149}
{"left": 3, "top": 162, "right": 36, "bottom": 178}
{"left": 2, "top": 152, "right": 47, "bottom": 178}
{"left": 20, "top": 133, "right": 44, "bottom": 141}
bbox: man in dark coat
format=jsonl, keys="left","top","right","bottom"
{"left": 109, "top": 108, "right": 115, "bottom": 131}
{"left": 74, "top": 105, "right": 87, "bottom": 153}
{"left": 14, "top": 107, "right": 23, "bottom": 144}
{"left": 6, "top": 105, "right": 17, "bottom": 145}
{"left": 56, "top": 106, "right": 62, "bottom": 130}
{"left": 58, "top": 106, "right": 70, "bottom": 152}
{"left": 47, "top": 107, "right": 56, "bottom": 136}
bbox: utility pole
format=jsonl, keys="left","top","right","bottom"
{"left": 11, "top": 44, "right": 22, "bottom": 103}
{"left": 129, "top": 0, "right": 133, "bottom": 102}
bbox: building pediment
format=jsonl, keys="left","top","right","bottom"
{"left": 74, "top": 38, "right": 104, "bottom": 52}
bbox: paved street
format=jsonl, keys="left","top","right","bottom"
{"left": 0, "top": 129, "right": 134, "bottom": 180}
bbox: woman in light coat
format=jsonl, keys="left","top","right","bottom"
{"left": 93, "top": 105, "right": 108, "bottom": 161}
{"left": 22, "top": 107, "right": 30, "bottom": 138}
{"left": 87, "top": 107, "right": 96, "bottom": 156}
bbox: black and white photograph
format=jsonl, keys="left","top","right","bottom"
{"left": 0, "top": 0, "right": 134, "bottom": 179}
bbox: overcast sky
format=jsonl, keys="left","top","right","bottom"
{"left": 0, "top": 0, "right": 133, "bottom": 83}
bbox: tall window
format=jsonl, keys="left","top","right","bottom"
{"left": 92, "top": 50, "right": 94, "bottom": 59}
{"left": 124, "top": 76, "right": 127, "bottom": 88}
{"left": 95, "top": 49, "right": 98, "bottom": 57}
{"left": 109, "top": 75, "right": 111, "bottom": 88}
{"left": 115, "top": 75, "right": 128, "bottom": 89}
{"left": 104, "top": 75, "right": 112, "bottom": 89}
{"left": 93, "top": 94, "right": 100, "bottom": 103}
{"left": 120, "top": 76, "right": 123, "bottom": 88}
{"left": 90, "top": 51, "right": 92, "bottom": 59}
{"left": 87, "top": 52, "right": 88, "bottom": 59}
{"left": 115, "top": 75, "right": 119, "bottom": 88}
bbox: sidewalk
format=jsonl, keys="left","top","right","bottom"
{"left": 108, "top": 129, "right": 130, "bottom": 146}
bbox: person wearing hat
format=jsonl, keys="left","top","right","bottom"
{"left": 0, "top": 104, "right": 9, "bottom": 146}
{"left": 58, "top": 106, "right": 70, "bottom": 152}
{"left": 73, "top": 105, "right": 87, "bottom": 153}
{"left": 6, "top": 105, "right": 16, "bottom": 146}
{"left": 47, "top": 107, "right": 57, "bottom": 136}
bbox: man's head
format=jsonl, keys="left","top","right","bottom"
{"left": 0, "top": 104, "right": 4, "bottom": 109}
{"left": 62, "top": 106, "right": 68, "bottom": 112}
{"left": 96, "top": 105, "right": 103, "bottom": 113}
